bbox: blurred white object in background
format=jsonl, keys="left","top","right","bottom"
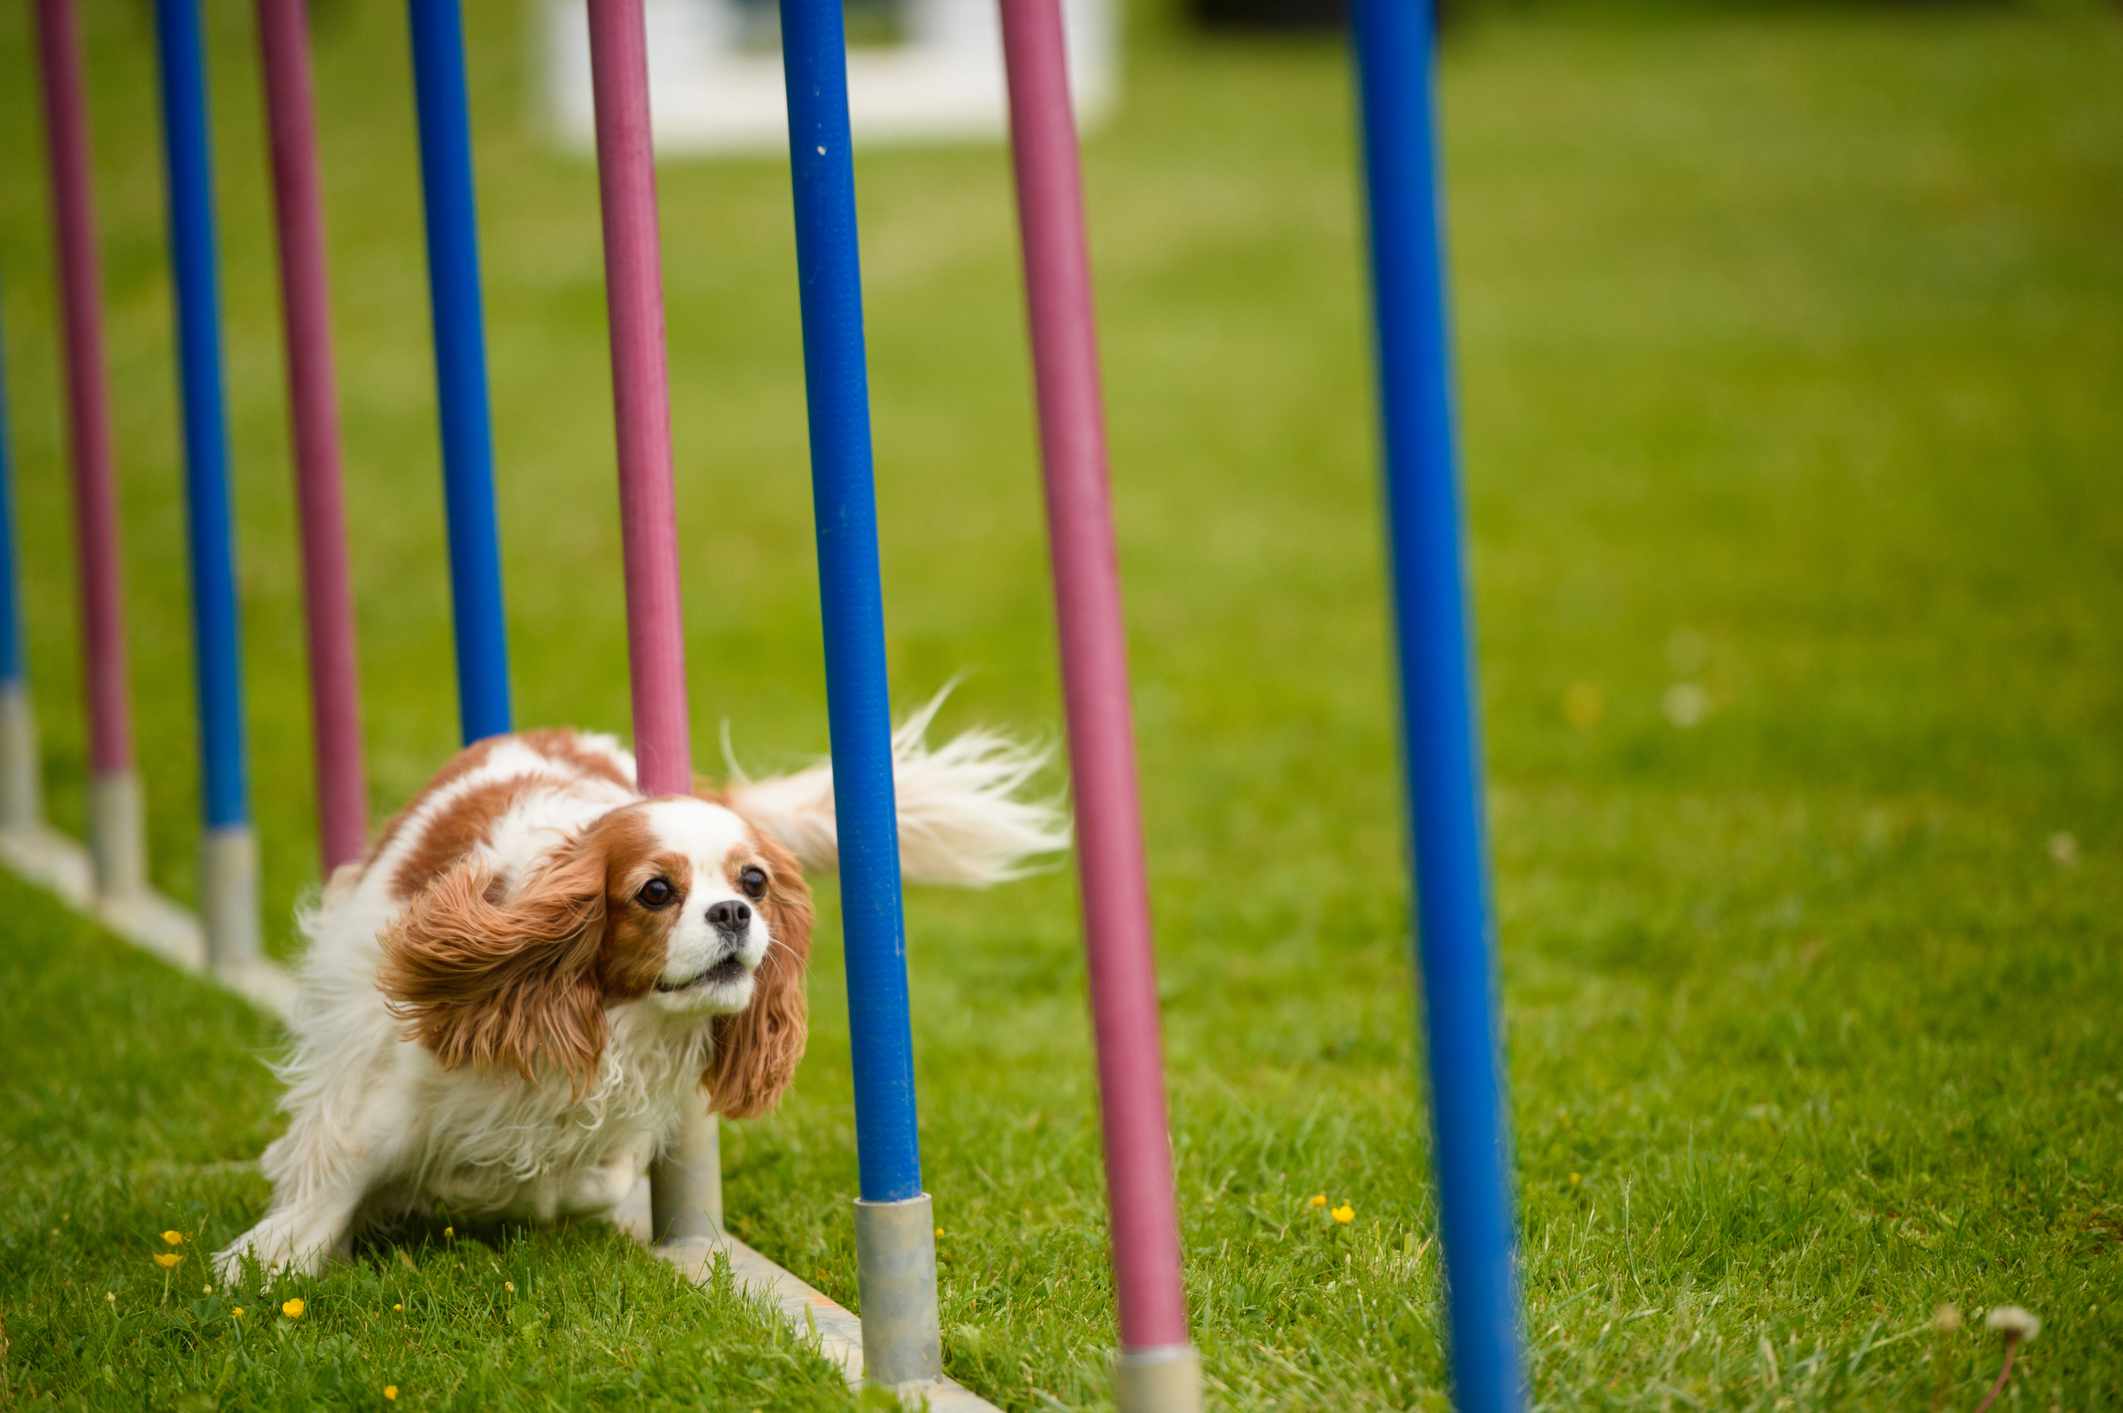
{"left": 541, "top": 0, "right": 1118, "bottom": 153}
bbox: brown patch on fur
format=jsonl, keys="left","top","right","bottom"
{"left": 705, "top": 826, "right": 811, "bottom": 1119}
{"left": 521, "top": 729, "right": 634, "bottom": 790}
{"left": 377, "top": 834, "right": 613, "bottom": 1093}
{"left": 391, "top": 774, "right": 541, "bottom": 901}
{"left": 365, "top": 732, "right": 631, "bottom": 885}
{"left": 594, "top": 813, "right": 694, "bottom": 999}
{"left": 363, "top": 736, "right": 503, "bottom": 869}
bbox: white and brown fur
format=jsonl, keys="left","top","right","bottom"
{"left": 218, "top": 701, "right": 1062, "bottom": 1280}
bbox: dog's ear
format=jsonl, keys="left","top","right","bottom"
{"left": 378, "top": 844, "right": 609, "bottom": 1093}
{"left": 706, "top": 831, "right": 811, "bottom": 1118}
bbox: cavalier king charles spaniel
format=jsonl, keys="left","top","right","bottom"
{"left": 217, "top": 698, "right": 1061, "bottom": 1280}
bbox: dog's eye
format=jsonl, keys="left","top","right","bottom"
{"left": 738, "top": 866, "right": 768, "bottom": 900}
{"left": 637, "top": 877, "right": 676, "bottom": 908}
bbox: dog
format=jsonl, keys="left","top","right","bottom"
{"left": 217, "top": 697, "right": 1062, "bottom": 1280}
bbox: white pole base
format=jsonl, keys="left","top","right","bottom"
{"left": 654, "top": 1228, "right": 998, "bottom": 1410}
{"left": 650, "top": 1107, "right": 723, "bottom": 1241}
{"left": 1115, "top": 1343, "right": 1203, "bottom": 1413}
{"left": 0, "top": 681, "right": 40, "bottom": 834}
{"left": 87, "top": 768, "right": 146, "bottom": 900}
{"left": 853, "top": 1191, "right": 943, "bottom": 1387}
{"left": 201, "top": 822, "right": 262, "bottom": 974}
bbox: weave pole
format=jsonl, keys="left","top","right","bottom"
{"left": 1351, "top": 3, "right": 1526, "bottom": 1408}
{"left": 409, "top": 0, "right": 511, "bottom": 745}
{"left": 257, "top": 0, "right": 367, "bottom": 874}
{"left": 582, "top": 0, "right": 720, "bottom": 1244}
{"left": 0, "top": 287, "right": 35, "bottom": 836}
{"left": 35, "top": 0, "right": 145, "bottom": 901}
{"left": 777, "top": 0, "right": 941, "bottom": 1386}
{"left": 994, "top": 7, "right": 1199, "bottom": 1410}
{"left": 152, "top": 0, "right": 262, "bottom": 972}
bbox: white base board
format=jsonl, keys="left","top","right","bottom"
{"left": 541, "top": 0, "right": 1117, "bottom": 153}
{"left": 660, "top": 1233, "right": 999, "bottom": 1411}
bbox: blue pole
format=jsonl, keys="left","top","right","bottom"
{"left": 408, "top": 0, "right": 511, "bottom": 743}
{"left": 1351, "top": 3, "right": 1527, "bottom": 1409}
{"left": 152, "top": 0, "right": 249, "bottom": 832}
{"left": 778, "top": 0, "right": 922, "bottom": 1205}
{"left": 0, "top": 286, "right": 23, "bottom": 690}
{"left": 0, "top": 280, "right": 35, "bottom": 838}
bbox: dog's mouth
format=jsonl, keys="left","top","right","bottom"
{"left": 654, "top": 955, "right": 750, "bottom": 994}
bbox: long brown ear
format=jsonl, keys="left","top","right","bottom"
{"left": 706, "top": 832, "right": 811, "bottom": 1118}
{"left": 378, "top": 847, "right": 609, "bottom": 1093}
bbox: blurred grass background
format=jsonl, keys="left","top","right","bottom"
{"left": 1, "top": 0, "right": 2119, "bottom": 1407}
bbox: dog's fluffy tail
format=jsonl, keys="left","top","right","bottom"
{"left": 723, "top": 687, "right": 1069, "bottom": 888}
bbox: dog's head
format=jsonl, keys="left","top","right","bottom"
{"left": 377, "top": 796, "right": 811, "bottom": 1118}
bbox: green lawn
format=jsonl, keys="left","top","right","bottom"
{"left": 3, "top": 2, "right": 2120, "bottom": 1408}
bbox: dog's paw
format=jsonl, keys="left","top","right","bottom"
{"left": 211, "top": 1242, "right": 254, "bottom": 1286}
{"left": 215, "top": 1214, "right": 331, "bottom": 1284}
{"left": 559, "top": 1152, "right": 646, "bottom": 1217}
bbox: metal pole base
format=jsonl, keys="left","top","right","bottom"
{"left": 87, "top": 768, "right": 145, "bottom": 900}
{"left": 651, "top": 1107, "right": 722, "bottom": 1241}
{"left": 1115, "top": 1343, "right": 1203, "bottom": 1413}
{"left": 0, "top": 682, "right": 40, "bottom": 834}
{"left": 201, "top": 823, "right": 261, "bottom": 974}
{"left": 853, "top": 1192, "right": 942, "bottom": 1387}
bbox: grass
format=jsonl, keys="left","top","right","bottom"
{"left": 2, "top": 1, "right": 2120, "bottom": 1407}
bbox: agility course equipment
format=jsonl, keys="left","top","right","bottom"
{"left": 257, "top": 0, "right": 367, "bottom": 875}
{"left": 996, "top": 3, "right": 1199, "bottom": 1406}
{"left": 31, "top": 0, "right": 142, "bottom": 905}
{"left": 2, "top": 1, "right": 1524, "bottom": 1407}
{"left": 410, "top": 0, "right": 513, "bottom": 745}
{"left": 776, "top": 0, "right": 947, "bottom": 1386}
{"left": 581, "top": 0, "right": 726, "bottom": 1255}
{"left": 0, "top": 287, "right": 30, "bottom": 837}
{"left": 153, "top": 0, "right": 262, "bottom": 974}
{"left": 1354, "top": 0, "right": 1528, "bottom": 1406}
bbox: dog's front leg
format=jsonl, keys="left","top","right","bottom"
{"left": 215, "top": 1184, "right": 368, "bottom": 1283}
{"left": 217, "top": 1072, "right": 406, "bottom": 1282}
{"left": 559, "top": 1131, "right": 656, "bottom": 1218}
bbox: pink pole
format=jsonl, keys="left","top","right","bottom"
{"left": 999, "top": 0, "right": 1194, "bottom": 1365}
{"left": 35, "top": 0, "right": 133, "bottom": 777}
{"left": 257, "top": 0, "right": 368, "bottom": 871}
{"left": 585, "top": 0, "right": 691, "bottom": 798}
{"left": 587, "top": 0, "right": 709, "bottom": 1246}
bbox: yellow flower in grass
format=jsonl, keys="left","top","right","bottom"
{"left": 385, "top": 1387, "right": 399, "bottom": 1402}
{"left": 282, "top": 1298, "right": 306, "bottom": 1319}
{"left": 153, "top": 1253, "right": 184, "bottom": 1269}
{"left": 1330, "top": 1204, "right": 1355, "bottom": 1225}
{"left": 1308, "top": 1193, "right": 1327, "bottom": 1208}
{"left": 162, "top": 1230, "right": 184, "bottom": 1246}
{"left": 231, "top": 1306, "right": 245, "bottom": 1318}
{"left": 392, "top": 1302, "right": 404, "bottom": 1313}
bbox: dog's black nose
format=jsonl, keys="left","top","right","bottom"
{"left": 707, "top": 900, "right": 752, "bottom": 934}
